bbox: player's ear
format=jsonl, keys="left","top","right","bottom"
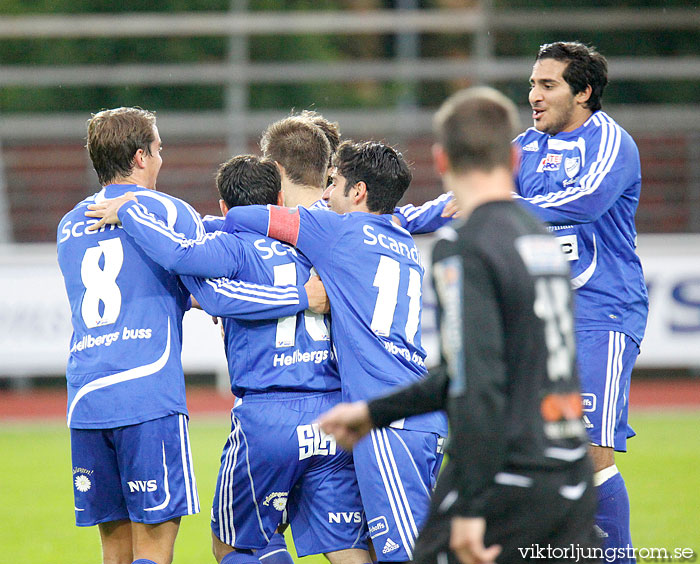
{"left": 219, "top": 198, "right": 229, "bottom": 215}
{"left": 575, "top": 84, "right": 592, "bottom": 107}
{"left": 432, "top": 143, "right": 449, "bottom": 176}
{"left": 353, "top": 181, "right": 367, "bottom": 205}
{"left": 133, "top": 148, "right": 148, "bottom": 169}
{"left": 276, "top": 190, "right": 284, "bottom": 207}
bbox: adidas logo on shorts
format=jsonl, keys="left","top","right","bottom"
{"left": 382, "top": 538, "right": 400, "bottom": 554}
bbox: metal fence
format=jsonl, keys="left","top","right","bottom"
{"left": 1, "top": 6, "right": 699, "bottom": 242}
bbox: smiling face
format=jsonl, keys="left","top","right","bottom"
{"left": 529, "top": 58, "right": 591, "bottom": 136}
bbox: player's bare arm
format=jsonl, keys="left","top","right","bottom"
{"left": 85, "top": 192, "right": 138, "bottom": 230}
{"left": 449, "top": 517, "right": 501, "bottom": 564}
{"left": 317, "top": 401, "right": 373, "bottom": 450}
{"left": 305, "top": 275, "right": 330, "bottom": 314}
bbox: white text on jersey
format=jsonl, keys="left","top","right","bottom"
{"left": 254, "top": 238, "right": 299, "bottom": 260}
{"left": 273, "top": 349, "right": 329, "bottom": 367}
{"left": 70, "top": 326, "right": 152, "bottom": 353}
{"left": 362, "top": 225, "right": 422, "bottom": 267}
{"left": 59, "top": 219, "right": 122, "bottom": 243}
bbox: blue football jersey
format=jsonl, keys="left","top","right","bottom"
{"left": 199, "top": 193, "right": 455, "bottom": 235}
{"left": 57, "top": 184, "right": 203, "bottom": 429}
{"left": 115, "top": 201, "right": 338, "bottom": 397}
{"left": 307, "top": 193, "right": 455, "bottom": 234}
{"left": 514, "top": 111, "right": 648, "bottom": 344}
{"left": 202, "top": 214, "right": 225, "bottom": 232}
{"left": 393, "top": 191, "right": 455, "bottom": 234}
{"left": 223, "top": 205, "right": 448, "bottom": 436}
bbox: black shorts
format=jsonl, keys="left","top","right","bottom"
{"left": 414, "top": 461, "right": 600, "bottom": 564}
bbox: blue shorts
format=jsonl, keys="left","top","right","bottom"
{"left": 577, "top": 330, "right": 638, "bottom": 451}
{"left": 211, "top": 391, "right": 367, "bottom": 556}
{"left": 70, "top": 413, "right": 200, "bottom": 526}
{"left": 353, "top": 427, "right": 444, "bottom": 562}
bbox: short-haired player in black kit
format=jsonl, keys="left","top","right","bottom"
{"left": 319, "top": 86, "right": 599, "bottom": 564}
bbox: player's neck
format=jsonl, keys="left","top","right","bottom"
{"left": 112, "top": 174, "right": 154, "bottom": 190}
{"left": 283, "top": 182, "right": 324, "bottom": 209}
{"left": 448, "top": 168, "right": 514, "bottom": 217}
{"left": 560, "top": 107, "right": 593, "bottom": 134}
{"left": 348, "top": 202, "right": 373, "bottom": 214}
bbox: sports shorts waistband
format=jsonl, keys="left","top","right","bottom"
{"left": 238, "top": 389, "right": 341, "bottom": 402}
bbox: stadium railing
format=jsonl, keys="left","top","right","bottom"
{"left": 1, "top": 6, "right": 699, "bottom": 382}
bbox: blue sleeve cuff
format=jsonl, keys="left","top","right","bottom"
{"left": 297, "top": 284, "right": 309, "bottom": 311}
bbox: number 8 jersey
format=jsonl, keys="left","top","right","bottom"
{"left": 57, "top": 184, "right": 203, "bottom": 429}
{"left": 223, "top": 204, "right": 448, "bottom": 436}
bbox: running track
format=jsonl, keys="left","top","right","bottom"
{"left": 1, "top": 379, "right": 699, "bottom": 421}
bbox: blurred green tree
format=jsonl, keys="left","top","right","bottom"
{"left": 0, "top": 0, "right": 697, "bottom": 113}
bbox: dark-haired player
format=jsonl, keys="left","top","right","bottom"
{"left": 514, "top": 41, "right": 648, "bottom": 561}
{"left": 221, "top": 141, "right": 448, "bottom": 563}
{"left": 319, "top": 86, "right": 599, "bottom": 564}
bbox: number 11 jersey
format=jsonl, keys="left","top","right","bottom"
{"left": 224, "top": 205, "right": 448, "bottom": 436}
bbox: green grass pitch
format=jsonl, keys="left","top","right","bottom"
{"left": 1, "top": 411, "right": 698, "bottom": 564}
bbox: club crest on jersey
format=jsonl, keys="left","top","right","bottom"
{"left": 263, "top": 491, "right": 288, "bottom": 511}
{"left": 536, "top": 153, "right": 562, "bottom": 172}
{"left": 564, "top": 156, "right": 580, "bottom": 178}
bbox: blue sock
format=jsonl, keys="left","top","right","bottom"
{"left": 220, "top": 550, "right": 260, "bottom": 564}
{"left": 596, "top": 471, "right": 634, "bottom": 563}
{"left": 132, "top": 560, "right": 158, "bottom": 564}
{"left": 257, "top": 533, "right": 294, "bottom": 564}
